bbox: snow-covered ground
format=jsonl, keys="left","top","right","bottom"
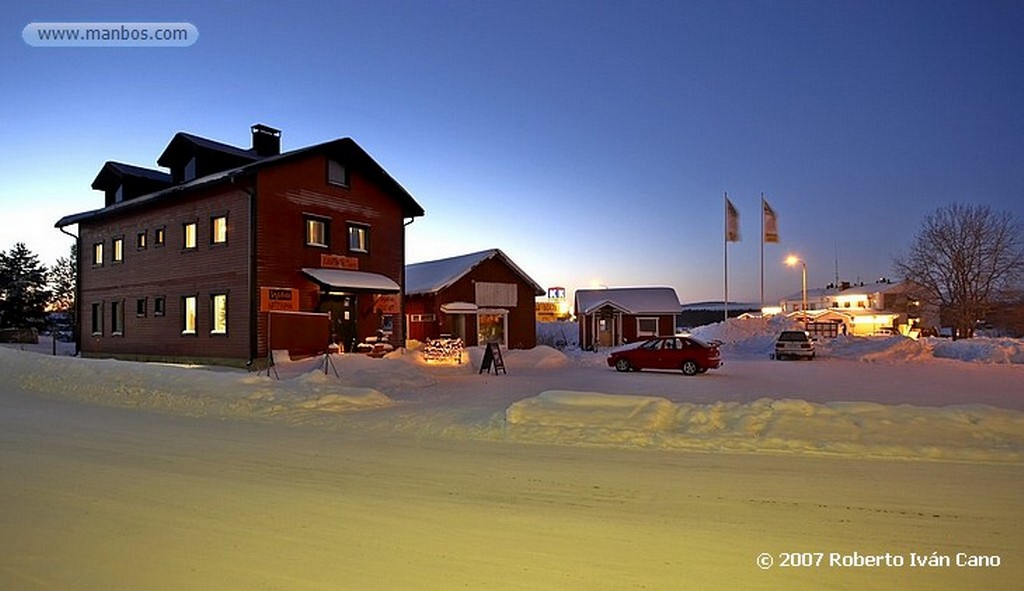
{"left": 2, "top": 319, "right": 1022, "bottom": 589}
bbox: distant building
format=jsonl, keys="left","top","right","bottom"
{"left": 56, "top": 124, "right": 425, "bottom": 364}
{"left": 404, "top": 249, "right": 544, "bottom": 349}
{"left": 778, "top": 279, "right": 936, "bottom": 336}
{"left": 575, "top": 287, "right": 681, "bottom": 349}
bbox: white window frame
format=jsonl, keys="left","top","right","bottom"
{"left": 476, "top": 309, "right": 508, "bottom": 347}
{"left": 636, "top": 316, "right": 659, "bottom": 337}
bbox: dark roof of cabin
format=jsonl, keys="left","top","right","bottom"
{"left": 156, "top": 132, "right": 261, "bottom": 167}
{"left": 91, "top": 161, "right": 173, "bottom": 190}
{"left": 57, "top": 137, "right": 425, "bottom": 228}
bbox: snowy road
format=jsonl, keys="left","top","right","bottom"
{"left": 2, "top": 386, "right": 1021, "bottom": 590}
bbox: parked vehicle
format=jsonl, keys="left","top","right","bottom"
{"left": 871, "top": 326, "right": 898, "bottom": 337}
{"left": 774, "top": 330, "right": 815, "bottom": 360}
{"left": 607, "top": 336, "right": 722, "bottom": 375}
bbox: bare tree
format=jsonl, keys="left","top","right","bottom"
{"left": 894, "top": 204, "right": 1024, "bottom": 339}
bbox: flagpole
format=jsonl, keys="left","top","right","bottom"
{"left": 723, "top": 192, "right": 728, "bottom": 322}
{"left": 760, "top": 192, "right": 765, "bottom": 309}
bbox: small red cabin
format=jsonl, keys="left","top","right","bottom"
{"left": 405, "top": 249, "right": 544, "bottom": 349}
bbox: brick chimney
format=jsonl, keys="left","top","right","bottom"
{"left": 251, "top": 124, "right": 281, "bottom": 157}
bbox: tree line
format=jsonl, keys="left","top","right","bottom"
{"left": 0, "top": 243, "right": 76, "bottom": 333}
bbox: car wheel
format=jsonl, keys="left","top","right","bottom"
{"left": 614, "top": 358, "right": 632, "bottom": 372}
{"left": 681, "top": 360, "right": 700, "bottom": 376}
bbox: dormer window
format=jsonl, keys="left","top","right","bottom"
{"left": 184, "top": 157, "right": 197, "bottom": 182}
{"left": 328, "top": 159, "right": 348, "bottom": 187}
{"left": 114, "top": 185, "right": 124, "bottom": 203}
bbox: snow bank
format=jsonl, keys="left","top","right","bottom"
{"left": 3, "top": 348, "right": 394, "bottom": 422}
{"left": 689, "top": 317, "right": 1024, "bottom": 364}
{"left": 505, "top": 391, "right": 1024, "bottom": 462}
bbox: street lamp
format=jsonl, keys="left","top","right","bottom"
{"left": 786, "top": 255, "right": 808, "bottom": 328}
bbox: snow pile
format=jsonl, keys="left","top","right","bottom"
{"left": 505, "top": 391, "right": 1024, "bottom": 462}
{"left": 690, "top": 317, "right": 1024, "bottom": 364}
{"left": 930, "top": 337, "right": 1024, "bottom": 364}
{"left": 3, "top": 348, "right": 394, "bottom": 421}
{"left": 690, "top": 315, "right": 798, "bottom": 357}
{"left": 536, "top": 321, "right": 578, "bottom": 348}
{"left": 818, "top": 335, "right": 932, "bottom": 362}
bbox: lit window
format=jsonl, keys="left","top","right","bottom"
{"left": 136, "top": 231, "right": 147, "bottom": 250}
{"left": 328, "top": 159, "right": 348, "bottom": 187}
{"left": 211, "top": 216, "right": 227, "bottom": 244}
{"left": 92, "top": 242, "right": 104, "bottom": 266}
{"left": 112, "top": 238, "right": 124, "bottom": 263}
{"left": 155, "top": 227, "right": 166, "bottom": 246}
{"left": 211, "top": 294, "right": 227, "bottom": 334}
{"left": 182, "top": 296, "right": 197, "bottom": 334}
{"left": 305, "top": 217, "right": 328, "bottom": 247}
{"left": 347, "top": 223, "right": 369, "bottom": 253}
{"left": 183, "top": 222, "right": 197, "bottom": 249}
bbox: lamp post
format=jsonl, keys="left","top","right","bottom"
{"left": 786, "top": 255, "right": 808, "bottom": 329}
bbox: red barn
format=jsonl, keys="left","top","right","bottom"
{"left": 56, "top": 124, "right": 424, "bottom": 364}
{"left": 405, "top": 249, "right": 544, "bottom": 349}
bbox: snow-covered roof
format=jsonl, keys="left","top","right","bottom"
{"left": 574, "top": 287, "right": 682, "bottom": 316}
{"left": 405, "top": 249, "right": 544, "bottom": 296}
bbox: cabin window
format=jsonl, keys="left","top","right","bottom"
{"left": 211, "top": 293, "right": 228, "bottom": 334}
{"left": 637, "top": 317, "right": 659, "bottom": 337}
{"left": 136, "top": 231, "right": 147, "bottom": 250}
{"left": 211, "top": 215, "right": 228, "bottom": 244}
{"left": 112, "top": 237, "right": 124, "bottom": 263}
{"left": 154, "top": 296, "right": 166, "bottom": 317}
{"left": 91, "top": 302, "right": 103, "bottom": 335}
{"left": 92, "top": 242, "right": 104, "bottom": 266}
{"left": 111, "top": 300, "right": 124, "bottom": 335}
{"left": 347, "top": 223, "right": 369, "bottom": 253}
{"left": 154, "top": 227, "right": 166, "bottom": 247}
{"left": 182, "top": 296, "right": 197, "bottom": 334}
{"left": 328, "top": 159, "right": 348, "bottom": 187}
{"left": 305, "top": 216, "right": 329, "bottom": 247}
{"left": 136, "top": 298, "right": 148, "bottom": 317}
{"left": 183, "top": 222, "right": 197, "bottom": 249}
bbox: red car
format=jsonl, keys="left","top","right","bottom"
{"left": 607, "top": 336, "right": 722, "bottom": 375}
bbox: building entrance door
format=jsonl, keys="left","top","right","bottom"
{"left": 320, "top": 295, "right": 358, "bottom": 352}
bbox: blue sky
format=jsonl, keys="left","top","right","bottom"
{"left": 3, "top": 0, "right": 1022, "bottom": 304}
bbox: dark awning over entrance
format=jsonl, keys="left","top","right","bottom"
{"left": 302, "top": 268, "right": 401, "bottom": 294}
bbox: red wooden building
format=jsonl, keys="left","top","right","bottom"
{"left": 405, "top": 249, "right": 544, "bottom": 349}
{"left": 575, "top": 287, "right": 681, "bottom": 350}
{"left": 56, "top": 124, "right": 424, "bottom": 364}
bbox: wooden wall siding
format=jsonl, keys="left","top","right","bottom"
{"left": 253, "top": 153, "right": 408, "bottom": 356}
{"left": 78, "top": 185, "right": 251, "bottom": 360}
{"left": 411, "top": 256, "right": 538, "bottom": 349}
